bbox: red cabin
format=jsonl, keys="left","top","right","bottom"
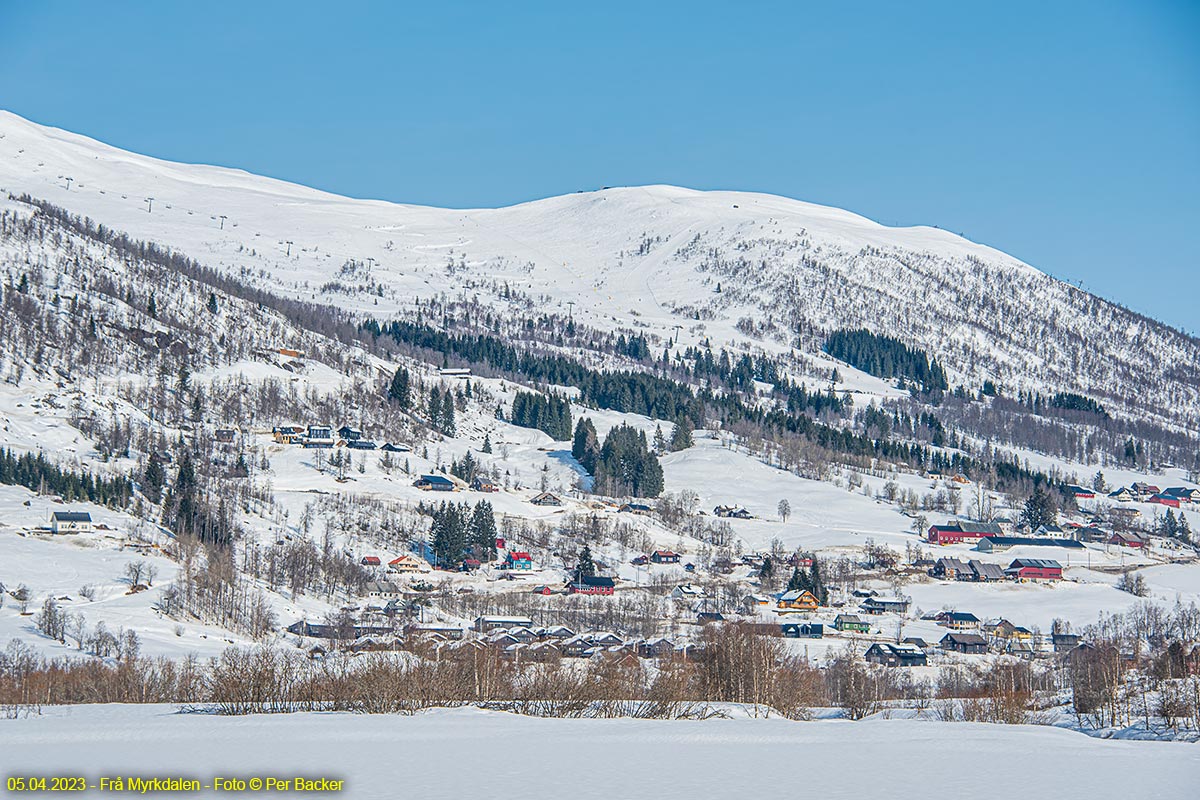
{"left": 360, "top": 556, "right": 381, "bottom": 566}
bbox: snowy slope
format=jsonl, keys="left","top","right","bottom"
{"left": 2, "top": 110, "right": 1197, "bottom": 425}
{"left": 3, "top": 705, "right": 1198, "bottom": 799}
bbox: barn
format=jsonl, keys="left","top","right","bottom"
{"left": 926, "top": 520, "right": 1003, "bottom": 546}
{"left": 1005, "top": 558, "right": 1063, "bottom": 581}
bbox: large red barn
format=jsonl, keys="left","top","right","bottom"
{"left": 1005, "top": 558, "right": 1063, "bottom": 581}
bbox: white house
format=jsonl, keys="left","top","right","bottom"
{"left": 671, "top": 584, "right": 706, "bottom": 601}
{"left": 50, "top": 511, "right": 92, "bottom": 534}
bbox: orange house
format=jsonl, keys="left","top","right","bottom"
{"left": 776, "top": 589, "right": 820, "bottom": 612}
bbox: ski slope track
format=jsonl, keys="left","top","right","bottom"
{"left": 1, "top": 110, "right": 1196, "bottom": 428}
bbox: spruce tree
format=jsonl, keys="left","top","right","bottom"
{"left": 1021, "top": 485, "right": 1058, "bottom": 530}
{"left": 575, "top": 544, "right": 596, "bottom": 578}
{"left": 389, "top": 367, "right": 412, "bottom": 410}
{"left": 670, "top": 416, "right": 694, "bottom": 451}
{"left": 440, "top": 392, "right": 456, "bottom": 436}
{"left": 572, "top": 418, "right": 600, "bottom": 473}
{"left": 469, "top": 501, "right": 498, "bottom": 561}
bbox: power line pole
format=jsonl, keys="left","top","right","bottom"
{"left": 219, "top": 215, "right": 227, "bottom": 230}
{"left": 145, "top": 197, "right": 154, "bottom": 214}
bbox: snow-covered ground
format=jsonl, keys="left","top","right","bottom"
{"left": 2, "top": 706, "right": 1196, "bottom": 799}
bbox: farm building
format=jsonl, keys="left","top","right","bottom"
{"left": 619, "top": 503, "right": 653, "bottom": 515}
{"left": 1005, "top": 558, "right": 1063, "bottom": 582}
{"left": 713, "top": 505, "right": 753, "bottom": 519}
{"left": 1148, "top": 492, "right": 1181, "bottom": 508}
{"left": 926, "top": 520, "right": 1003, "bottom": 545}
{"left": 650, "top": 549, "right": 680, "bottom": 564}
{"left": 1107, "top": 530, "right": 1149, "bottom": 548}
{"left": 976, "top": 536, "right": 1084, "bottom": 553}
{"left": 471, "top": 477, "right": 499, "bottom": 492}
{"left": 360, "top": 556, "right": 381, "bottom": 567}
{"left": 530, "top": 491, "right": 563, "bottom": 507}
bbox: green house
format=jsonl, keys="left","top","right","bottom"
{"left": 834, "top": 614, "right": 871, "bottom": 633}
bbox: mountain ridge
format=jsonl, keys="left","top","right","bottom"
{"left": 1, "top": 109, "right": 1196, "bottom": 428}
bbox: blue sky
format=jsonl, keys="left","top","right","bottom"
{"left": 1, "top": 1, "right": 1197, "bottom": 330}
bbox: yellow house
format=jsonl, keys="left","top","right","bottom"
{"left": 776, "top": 590, "right": 820, "bottom": 612}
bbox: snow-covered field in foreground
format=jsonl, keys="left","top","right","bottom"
{"left": 3, "top": 706, "right": 1198, "bottom": 799}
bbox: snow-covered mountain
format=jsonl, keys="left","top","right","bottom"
{"left": 1, "top": 109, "right": 1197, "bottom": 428}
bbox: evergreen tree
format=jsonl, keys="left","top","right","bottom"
{"left": 388, "top": 367, "right": 412, "bottom": 410}
{"left": 167, "top": 448, "right": 198, "bottom": 536}
{"left": 571, "top": 418, "right": 600, "bottom": 474}
{"left": 575, "top": 544, "right": 596, "bottom": 578}
{"left": 594, "top": 424, "right": 663, "bottom": 497}
{"left": 758, "top": 556, "right": 774, "bottom": 584}
{"left": 653, "top": 424, "right": 666, "bottom": 453}
{"left": 440, "top": 392, "right": 456, "bottom": 436}
{"left": 481, "top": 433, "right": 493, "bottom": 454}
{"left": 147, "top": 294, "right": 157, "bottom": 319}
{"left": 142, "top": 457, "right": 166, "bottom": 503}
{"left": 206, "top": 293, "right": 219, "bottom": 314}
{"left": 468, "top": 500, "right": 498, "bottom": 561}
{"left": 431, "top": 503, "right": 468, "bottom": 565}
{"left": 1020, "top": 485, "right": 1058, "bottom": 530}
{"left": 669, "top": 416, "right": 694, "bottom": 451}
{"left": 1177, "top": 513, "right": 1192, "bottom": 544}
{"left": 809, "top": 558, "right": 828, "bottom": 605}
{"left": 786, "top": 566, "right": 809, "bottom": 593}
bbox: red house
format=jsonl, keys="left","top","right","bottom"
{"left": 927, "top": 521, "right": 1003, "bottom": 546}
{"left": 532, "top": 585, "right": 555, "bottom": 596}
{"left": 650, "top": 550, "right": 680, "bottom": 564}
{"left": 566, "top": 575, "right": 615, "bottom": 595}
{"left": 1148, "top": 493, "right": 1181, "bottom": 508}
{"left": 360, "top": 556, "right": 381, "bottom": 566}
{"left": 1005, "top": 558, "right": 1063, "bottom": 581}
